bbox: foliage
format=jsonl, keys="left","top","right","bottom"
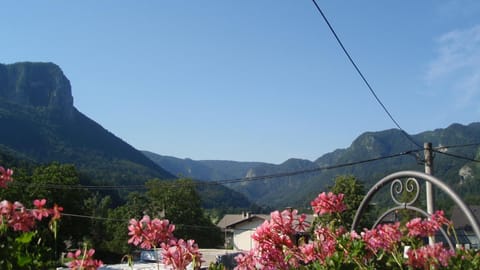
{"left": 327, "top": 175, "right": 368, "bottom": 227}
{"left": 0, "top": 166, "right": 65, "bottom": 269}
{"left": 146, "top": 178, "right": 222, "bottom": 248}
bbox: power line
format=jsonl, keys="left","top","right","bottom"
{"left": 8, "top": 143, "right": 478, "bottom": 191}
{"left": 434, "top": 142, "right": 480, "bottom": 150}
{"left": 201, "top": 149, "right": 419, "bottom": 186}
{"left": 432, "top": 149, "right": 480, "bottom": 163}
{"left": 9, "top": 149, "right": 420, "bottom": 190}
{"left": 61, "top": 212, "right": 128, "bottom": 222}
{"left": 310, "top": 0, "right": 421, "bottom": 149}
{"left": 61, "top": 212, "right": 235, "bottom": 230}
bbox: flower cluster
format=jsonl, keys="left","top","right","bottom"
{"left": 236, "top": 209, "right": 310, "bottom": 269}
{"left": 310, "top": 192, "right": 346, "bottom": 215}
{"left": 67, "top": 248, "right": 104, "bottom": 270}
{"left": 234, "top": 192, "right": 478, "bottom": 270}
{"left": 161, "top": 239, "right": 202, "bottom": 270}
{"left": 300, "top": 225, "right": 337, "bottom": 264}
{"left": 127, "top": 215, "right": 203, "bottom": 270}
{"left": 0, "top": 166, "right": 13, "bottom": 188}
{"left": 361, "top": 222, "right": 402, "bottom": 253}
{"left": 406, "top": 243, "right": 455, "bottom": 269}
{"left": 0, "top": 199, "right": 63, "bottom": 232}
{"left": 406, "top": 210, "right": 451, "bottom": 237}
{"left": 1, "top": 166, "right": 68, "bottom": 269}
{"left": 128, "top": 215, "right": 175, "bottom": 249}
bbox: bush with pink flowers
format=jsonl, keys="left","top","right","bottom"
{"left": 66, "top": 247, "right": 104, "bottom": 270}
{"left": 1, "top": 165, "right": 105, "bottom": 269}
{"left": 128, "top": 215, "right": 202, "bottom": 270}
{"left": 233, "top": 191, "right": 480, "bottom": 270}
{"left": 0, "top": 166, "right": 71, "bottom": 269}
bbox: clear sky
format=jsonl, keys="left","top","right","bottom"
{"left": 2, "top": 1, "right": 480, "bottom": 164}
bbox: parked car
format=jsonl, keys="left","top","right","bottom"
{"left": 214, "top": 252, "right": 242, "bottom": 270}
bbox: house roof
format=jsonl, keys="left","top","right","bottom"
{"left": 217, "top": 212, "right": 315, "bottom": 229}
{"left": 217, "top": 213, "right": 269, "bottom": 229}
{"left": 450, "top": 205, "right": 480, "bottom": 230}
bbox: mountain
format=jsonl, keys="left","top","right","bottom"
{"left": 144, "top": 123, "right": 480, "bottom": 209}
{"left": 142, "top": 151, "right": 268, "bottom": 181}
{"left": 0, "top": 62, "right": 258, "bottom": 211}
{"left": 0, "top": 62, "right": 175, "bottom": 184}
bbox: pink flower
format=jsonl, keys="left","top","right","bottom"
{"left": 31, "top": 199, "right": 50, "bottom": 221}
{"left": 247, "top": 209, "right": 310, "bottom": 269}
{"left": 8, "top": 201, "right": 35, "bottom": 232}
{"left": 0, "top": 199, "right": 13, "bottom": 215}
{"left": 361, "top": 222, "right": 402, "bottom": 253}
{"left": 311, "top": 192, "right": 346, "bottom": 215}
{"left": 406, "top": 211, "right": 451, "bottom": 238}
{"left": 313, "top": 226, "right": 337, "bottom": 260}
{"left": 0, "top": 166, "right": 13, "bottom": 188}
{"left": 128, "top": 215, "right": 176, "bottom": 249}
{"left": 406, "top": 243, "right": 454, "bottom": 269}
{"left": 50, "top": 204, "right": 63, "bottom": 221}
{"left": 299, "top": 243, "right": 316, "bottom": 263}
{"left": 67, "top": 248, "right": 103, "bottom": 270}
{"left": 235, "top": 250, "right": 257, "bottom": 270}
{"left": 127, "top": 218, "right": 144, "bottom": 246}
{"left": 161, "top": 239, "right": 202, "bottom": 270}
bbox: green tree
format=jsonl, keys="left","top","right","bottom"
{"left": 146, "top": 178, "right": 222, "bottom": 248}
{"left": 83, "top": 193, "right": 112, "bottom": 251}
{"left": 29, "top": 163, "right": 89, "bottom": 240}
{"left": 328, "top": 175, "right": 367, "bottom": 228}
{"left": 103, "top": 192, "right": 150, "bottom": 256}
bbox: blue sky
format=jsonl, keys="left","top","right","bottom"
{"left": 2, "top": 1, "right": 480, "bottom": 163}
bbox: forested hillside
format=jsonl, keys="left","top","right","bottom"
{"left": 145, "top": 123, "right": 480, "bottom": 210}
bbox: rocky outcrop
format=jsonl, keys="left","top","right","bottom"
{"left": 0, "top": 62, "right": 74, "bottom": 118}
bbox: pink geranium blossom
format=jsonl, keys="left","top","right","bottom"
{"left": 234, "top": 250, "right": 257, "bottom": 270}
{"left": 161, "top": 239, "right": 202, "bottom": 270}
{"left": 0, "top": 197, "right": 62, "bottom": 232}
{"left": 406, "top": 243, "right": 454, "bottom": 269}
{"left": 128, "top": 215, "right": 176, "bottom": 249}
{"left": 50, "top": 203, "right": 63, "bottom": 221}
{"left": 406, "top": 211, "right": 451, "bottom": 237}
{"left": 0, "top": 166, "right": 13, "bottom": 188}
{"left": 237, "top": 209, "right": 311, "bottom": 269}
{"left": 8, "top": 201, "right": 36, "bottom": 232}
{"left": 32, "top": 199, "right": 50, "bottom": 221}
{"left": 310, "top": 192, "right": 346, "bottom": 215}
{"left": 361, "top": 222, "right": 402, "bottom": 253}
{"left": 67, "top": 248, "right": 103, "bottom": 270}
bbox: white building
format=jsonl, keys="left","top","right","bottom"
{"left": 217, "top": 212, "right": 314, "bottom": 251}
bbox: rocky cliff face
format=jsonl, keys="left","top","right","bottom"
{"left": 0, "top": 62, "right": 74, "bottom": 118}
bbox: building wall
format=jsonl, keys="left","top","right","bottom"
{"left": 233, "top": 218, "right": 265, "bottom": 251}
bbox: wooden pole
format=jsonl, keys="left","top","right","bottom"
{"left": 424, "top": 142, "right": 435, "bottom": 245}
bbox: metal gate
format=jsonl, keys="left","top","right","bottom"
{"left": 351, "top": 170, "right": 480, "bottom": 249}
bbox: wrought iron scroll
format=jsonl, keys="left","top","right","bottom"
{"left": 351, "top": 171, "right": 480, "bottom": 249}
{"left": 390, "top": 177, "right": 420, "bottom": 207}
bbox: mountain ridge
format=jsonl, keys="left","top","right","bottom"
{"left": 0, "top": 62, "right": 174, "bottom": 184}
{"left": 144, "top": 122, "right": 480, "bottom": 209}
{"left": 0, "top": 61, "right": 258, "bottom": 212}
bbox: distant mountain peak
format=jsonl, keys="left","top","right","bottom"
{"left": 0, "top": 62, "right": 74, "bottom": 118}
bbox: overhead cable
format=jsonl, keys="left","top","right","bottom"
{"left": 432, "top": 150, "right": 480, "bottom": 163}
{"left": 9, "top": 149, "right": 421, "bottom": 190}
{"left": 61, "top": 212, "right": 246, "bottom": 230}
{"left": 433, "top": 142, "right": 480, "bottom": 150}
{"left": 310, "top": 0, "right": 421, "bottom": 149}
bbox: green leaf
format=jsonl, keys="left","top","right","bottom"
{"left": 16, "top": 255, "right": 32, "bottom": 267}
{"left": 15, "top": 231, "right": 36, "bottom": 244}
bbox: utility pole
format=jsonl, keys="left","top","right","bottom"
{"left": 424, "top": 142, "right": 435, "bottom": 245}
